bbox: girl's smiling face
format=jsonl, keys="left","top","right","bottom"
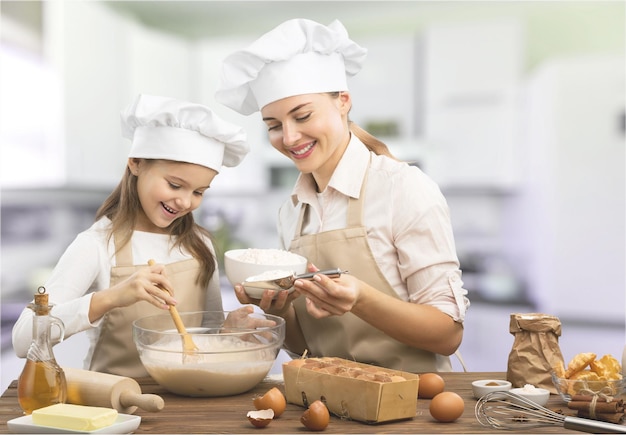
{"left": 261, "top": 92, "right": 352, "bottom": 190}
{"left": 129, "top": 158, "right": 217, "bottom": 233}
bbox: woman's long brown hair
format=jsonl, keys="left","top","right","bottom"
{"left": 96, "top": 162, "right": 215, "bottom": 288}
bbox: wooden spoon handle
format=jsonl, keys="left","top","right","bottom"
{"left": 147, "top": 259, "right": 198, "bottom": 352}
{"left": 167, "top": 304, "right": 187, "bottom": 335}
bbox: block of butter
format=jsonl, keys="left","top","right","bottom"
{"left": 32, "top": 403, "right": 118, "bottom": 431}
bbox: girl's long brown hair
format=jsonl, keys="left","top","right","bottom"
{"left": 96, "top": 162, "right": 215, "bottom": 288}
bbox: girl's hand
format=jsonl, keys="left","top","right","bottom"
{"left": 223, "top": 305, "right": 278, "bottom": 343}
{"left": 110, "top": 263, "right": 177, "bottom": 309}
{"left": 223, "top": 305, "right": 275, "bottom": 329}
{"left": 89, "top": 263, "right": 176, "bottom": 323}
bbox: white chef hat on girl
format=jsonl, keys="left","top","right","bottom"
{"left": 121, "top": 94, "right": 249, "bottom": 172}
{"left": 215, "top": 18, "right": 367, "bottom": 115}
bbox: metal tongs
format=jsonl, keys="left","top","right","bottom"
{"left": 244, "top": 268, "right": 348, "bottom": 291}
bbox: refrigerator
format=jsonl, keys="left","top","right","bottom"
{"left": 506, "top": 54, "right": 625, "bottom": 325}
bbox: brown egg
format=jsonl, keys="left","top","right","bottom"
{"left": 429, "top": 391, "right": 465, "bottom": 423}
{"left": 300, "top": 400, "right": 330, "bottom": 431}
{"left": 252, "top": 387, "right": 286, "bottom": 417}
{"left": 418, "top": 373, "right": 445, "bottom": 399}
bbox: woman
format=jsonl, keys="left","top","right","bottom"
{"left": 12, "top": 94, "right": 253, "bottom": 377}
{"left": 215, "top": 19, "right": 469, "bottom": 372}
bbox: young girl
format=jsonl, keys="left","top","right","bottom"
{"left": 215, "top": 19, "right": 470, "bottom": 372}
{"left": 12, "top": 94, "right": 250, "bottom": 377}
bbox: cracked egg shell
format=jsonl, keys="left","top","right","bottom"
{"left": 247, "top": 409, "right": 274, "bottom": 428}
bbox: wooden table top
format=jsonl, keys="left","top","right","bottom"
{"left": 0, "top": 371, "right": 594, "bottom": 433}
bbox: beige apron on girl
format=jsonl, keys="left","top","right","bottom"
{"left": 289, "top": 171, "right": 452, "bottom": 373}
{"left": 90, "top": 235, "right": 204, "bottom": 377}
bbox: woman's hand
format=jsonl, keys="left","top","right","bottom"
{"left": 294, "top": 265, "right": 361, "bottom": 318}
{"left": 89, "top": 263, "right": 176, "bottom": 322}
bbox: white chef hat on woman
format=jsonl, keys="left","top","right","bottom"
{"left": 121, "top": 94, "right": 249, "bottom": 172}
{"left": 215, "top": 18, "right": 367, "bottom": 115}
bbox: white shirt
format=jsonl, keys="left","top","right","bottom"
{"left": 277, "top": 135, "right": 469, "bottom": 322}
{"left": 12, "top": 217, "right": 222, "bottom": 366}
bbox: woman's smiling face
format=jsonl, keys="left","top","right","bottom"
{"left": 129, "top": 158, "right": 217, "bottom": 233}
{"left": 261, "top": 92, "right": 352, "bottom": 185}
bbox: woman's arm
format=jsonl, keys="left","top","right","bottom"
{"left": 294, "top": 272, "right": 463, "bottom": 356}
{"left": 354, "top": 281, "right": 463, "bottom": 355}
{"left": 292, "top": 166, "right": 468, "bottom": 356}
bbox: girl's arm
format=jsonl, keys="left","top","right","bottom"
{"left": 12, "top": 233, "right": 102, "bottom": 357}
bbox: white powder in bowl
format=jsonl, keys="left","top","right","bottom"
{"left": 236, "top": 249, "right": 304, "bottom": 265}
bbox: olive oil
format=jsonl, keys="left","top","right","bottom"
{"left": 17, "top": 286, "right": 67, "bottom": 414}
{"left": 18, "top": 360, "right": 67, "bottom": 414}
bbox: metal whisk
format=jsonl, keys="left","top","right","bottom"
{"left": 475, "top": 391, "right": 626, "bottom": 433}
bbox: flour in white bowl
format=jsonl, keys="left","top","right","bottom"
{"left": 236, "top": 249, "right": 304, "bottom": 265}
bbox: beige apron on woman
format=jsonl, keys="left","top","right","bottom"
{"left": 90, "top": 235, "right": 204, "bottom": 377}
{"left": 289, "top": 171, "right": 452, "bottom": 373}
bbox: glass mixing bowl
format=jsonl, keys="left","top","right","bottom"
{"left": 133, "top": 310, "right": 285, "bottom": 397}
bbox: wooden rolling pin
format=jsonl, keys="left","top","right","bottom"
{"left": 63, "top": 367, "right": 165, "bottom": 414}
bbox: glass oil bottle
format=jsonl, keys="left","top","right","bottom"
{"left": 17, "top": 286, "right": 67, "bottom": 414}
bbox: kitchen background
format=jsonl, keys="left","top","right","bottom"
{"left": 1, "top": 1, "right": 624, "bottom": 392}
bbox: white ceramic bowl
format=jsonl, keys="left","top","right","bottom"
{"left": 471, "top": 379, "right": 512, "bottom": 399}
{"left": 224, "top": 248, "right": 307, "bottom": 287}
{"left": 133, "top": 311, "right": 285, "bottom": 397}
{"left": 509, "top": 386, "right": 550, "bottom": 407}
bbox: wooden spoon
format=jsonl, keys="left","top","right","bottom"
{"left": 147, "top": 259, "right": 199, "bottom": 358}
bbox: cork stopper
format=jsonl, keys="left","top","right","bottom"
{"left": 30, "top": 286, "right": 51, "bottom": 315}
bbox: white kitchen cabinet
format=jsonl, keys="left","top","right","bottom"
{"left": 422, "top": 20, "right": 524, "bottom": 190}
{"left": 45, "top": 1, "right": 129, "bottom": 187}
{"left": 194, "top": 37, "right": 273, "bottom": 193}
{"left": 348, "top": 35, "right": 418, "bottom": 138}
{"left": 126, "top": 24, "right": 192, "bottom": 103}
{"left": 44, "top": 2, "right": 193, "bottom": 188}
{"left": 346, "top": 35, "right": 429, "bottom": 164}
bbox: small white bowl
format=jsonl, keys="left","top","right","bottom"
{"left": 224, "top": 248, "right": 307, "bottom": 286}
{"left": 509, "top": 386, "right": 550, "bottom": 407}
{"left": 471, "top": 379, "right": 512, "bottom": 399}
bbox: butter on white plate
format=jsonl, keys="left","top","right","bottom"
{"left": 32, "top": 404, "right": 117, "bottom": 431}
{"left": 7, "top": 407, "right": 140, "bottom": 434}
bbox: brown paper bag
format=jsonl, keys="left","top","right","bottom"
{"left": 507, "top": 313, "right": 564, "bottom": 393}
